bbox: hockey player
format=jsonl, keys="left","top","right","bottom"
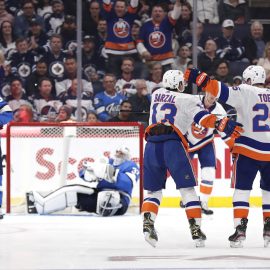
{"left": 26, "top": 146, "right": 139, "bottom": 217}
{"left": 185, "top": 65, "right": 270, "bottom": 248}
{"left": 0, "top": 67, "right": 13, "bottom": 218}
{"left": 142, "top": 70, "right": 243, "bottom": 248}
{"left": 184, "top": 92, "right": 228, "bottom": 215}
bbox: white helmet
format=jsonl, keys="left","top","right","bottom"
{"left": 242, "top": 65, "right": 266, "bottom": 85}
{"left": 113, "top": 145, "right": 131, "bottom": 166}
{"left": 162, "top": 70, "right": 185, "bottom": 92}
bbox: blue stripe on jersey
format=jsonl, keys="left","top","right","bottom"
{"left": 236, "top": 136, "right": 270, "bottom": 151}
{"left": 263, "top": 204, "right": 270, "bottom": 210}
{"left": 233, "top": 201, "right": 249, "bottom": 207}
{"left": 185, "top": 201, "right": 201, "bottom": 208}
{"left": 201, "top": 180, "right": 214, "bottom": 185}
{"left": 219, "top": 82, "right": 229, "bottom": 103}
{"left": 144, "top": 197, "right": 160, "bottom": 205}
{"left": 194, "top": 110, "right": 209, "bottom": 124}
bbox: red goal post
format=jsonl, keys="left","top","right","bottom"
{"left": 5, "top": 122, "right": 144, "bottom": 214}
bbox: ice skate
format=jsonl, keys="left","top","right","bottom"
{"left": 26, "top": 192, "right": 37, "bottom": 214}
{"left": 0, "top": 208, "right": 4, "bottom": 219}
{"left": 229, "top": 218, "right": 248, "bottom": 248}
{"left": 143, "top": 212, "right": 158, "bottom": 247}
{"left": 201, "top": 201, "right": 213, "bottom": 215}
{"left": 180, "top": 201, "right": 185, "bottom": 208}
{"left": 263, "top": 217, "right": 270, "bottom": 248}
{"left": 188, "top": 218, "right": 206, "bottom": 247}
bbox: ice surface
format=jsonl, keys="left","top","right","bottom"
{"left": 0, "top": 208, "right": 269, "bottom": 270}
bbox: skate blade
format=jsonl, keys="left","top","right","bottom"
{"left": 264, "top": 237, "right": 270, "bottom": 248}
{"left": 230, "top": 240, "right": 244, "bottom": 248}
{"left": 195, "top": 239, "right": 205, "bottom": 248}
{"left": 144, "top": 232, "right": 157, "bottom": 248}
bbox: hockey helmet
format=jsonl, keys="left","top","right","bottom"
{"left": 242, "top": 65, "right": 266, "bottom": 85}
{"left": 113, "top": 145, "right": 131, "bottom": 166}
{"left": 162, "top": 70, "right": 185, "bottom": 92}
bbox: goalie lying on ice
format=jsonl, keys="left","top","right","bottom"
{"left": 26, "top": 146, "right": 140, "bottom": 217}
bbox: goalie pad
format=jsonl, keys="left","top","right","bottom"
{"left": 93, "top": 162, "right": 117, "bottom": 183}
{"left": 31, "top": 185, "right": 95, "bottom": 214}
{"left": 96, "top": 190, "right": 122, "bottom": 216}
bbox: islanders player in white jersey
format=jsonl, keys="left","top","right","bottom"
{"left": 185, "top": 92, "right": 228, "bottom": 215}
{"left": 185, "top": 65, "right": 270, "bottom": 248}
{"left": 141, "top": 70, "right": 243, "bottom": 248}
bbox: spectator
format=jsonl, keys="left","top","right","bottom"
{"left": 60, "top": 78, "right": 94, "bottom": 121}
{"left": 242, "top": 20, "right": 266, "bottom": 65}
{"left": 128, "top": 79, "right": 150, "bottom": 126}
{"left": 83, "top": 0, "right": 102, "bottom": 37}
{"left": 187, "top": 0, "right": 219, "bottom": 24}
{"left": 55, "top": 56, "right": 93, "bottom": 97}
{"left": 33, "top": 77, "right": 62, "bottom": 122}
{"left": 257, "top": 42, "right": 270, "bottom": 87}
{"left": 215, "top": 19, "right": 245, "bottom": 62}
{"left": 213, "top": 60, "right": 234, "bottom": 86}
{"left": 55, "top": 104, "right": 73, "bottom": 122}
{"left": 102, "top": 0, "right": 139, "bottom": 77}
{"left": 175, "top": 1, "right": 192, "bottom": 40}
{"left": 172, "top": 44, "right": 191, "bottom": 73}
{"left": 0, "top": 20, "right": 16, "bottom": 58}
{"left": 115, "top": 57, "right": 137, "bottom": 97}
{"left": 87, "top": 111, "right": 99, "bottom": 123}
{"left": 13, "top": 104, "right": 34, "bottom": 122}
{"left": 59, "top": 15, "right": 77, "bottom": 51}
{"left": 145, "top": 62, "right": 163, "bottom": 94}
{"left": 218, "top": 0, "right": 250, "bottom": 25}
{"left": 9, "top": 37, "right": 36, "bottom": 83}
{"left": 13, "top": 0, "right": 44, "bottom": 38}
{"left": 198, "top": 39, "right": 220, "bottom": 77}
{"left": 44, "top": 0, "right": 65, "bottom": 35}
{"left": 25, "top": 58, "right": 50, "bottom": 97}
{"left": 137, "top": 0, "right": 181, "bottom": 73}
{"left": 95, "top": 19, "right": 107, "bottom": 58}
{"left": 28, "top": 18, "right": 49, "bottom": 49}
{"left": 94, "top": 73, "right": 125, "bottom": 122}
{"left": 5, "top": 78, "right": 33, "bottom": 112}
{"left": 37, "top": 34, "right": 69, "bottom": 80}
{"left": 108, "top": 100, "right": 134, "bottom": 122}
{"left": 233, "top": 75, "right": 242, "bottom": 86}
{"left": 0, "top": 0, "right": 13, "bottom": 26}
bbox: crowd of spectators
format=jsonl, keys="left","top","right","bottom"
{"left": 0, "top": 0, "right": 269, "bottom": 127}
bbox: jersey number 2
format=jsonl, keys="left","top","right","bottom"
{"left": 253, "top": 104, "right": 270, "bottom": 131}
{"left": 152, "top": 103, "right": 177, "bottom": 124}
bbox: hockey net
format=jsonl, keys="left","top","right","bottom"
{"left": 5, "top": 122, "right": 144, "bottom": 214}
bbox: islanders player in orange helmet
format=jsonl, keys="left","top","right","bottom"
{"left": 185, "top": 65, "right": 270, "bottom": 248}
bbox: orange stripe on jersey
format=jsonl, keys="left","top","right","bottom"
{"left": 185, "top": 207, "right": 201, "bottom": 219}
{"left": 263, "top": 212, "right": 270, "bottom": 219}
{"left": 200, "top": 114, "right": 217, "bottom": 129}
{"left": 151, "top": 52, "right": 175, "bottom": 61}
{"left": 234, "top": 208, "right": 249, "bottom": 219}
{"left": 200, "top": 185, "right": 213, "bottom": 195}
{"left": 203, "top": 79, "right": 219, "bottom": 97}
{"left": 103, "top": 3, "right": 112, "bottom": 12}
{"left": 141, "top": 201, "right": 159, "bottom": 215}
{"left": 233, "top": 146, "right": 270, "bottom": 161}
{"left": 105, "top": 41, "right": 136, "bottom": 51}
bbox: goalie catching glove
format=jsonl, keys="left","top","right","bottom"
{"left": 82, "top": 160, "right": 118, "bottom": 183}
{"left": 215, "top": 117, "right": 244, "bottom": 139}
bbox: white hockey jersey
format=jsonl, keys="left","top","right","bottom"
{"left": 147, "top": 88, "right": 214, "bottom": 147}
{"left": 207, "top": 82, "right": 270, "bottom": 161}
{"left": 185, "top": 95, "right": 227, "bottom": 152}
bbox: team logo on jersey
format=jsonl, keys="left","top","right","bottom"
{"left": 84, "top": 64, "right": 97, "bottom": 81}
{"left": 191, "top": 122, "right": 208, "bottom": 139}
{"left": 113, "top": 19, "right": 129, "bottom": 38}
{"left": 49, "top": 61, "right": 64, "bottom": 78}
{"left": 17, "top": 62, "right": 31, "bottom": 78}
{"left": 66, "top": 40, "right": 77, "bottom": 51}
{"left": 107, "top": 103, "right": 120, "bottom": 117}
{"left": 149, "top": 31, "right": 165, "bottom": 48}
{"left": 40, "top": 105, "right": 58, "bottom": 120}
{"left": 1, "top": 83, "right": 10, "bottom": 97}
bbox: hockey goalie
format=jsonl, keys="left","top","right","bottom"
{"left": 26, "top": 146, "right": 140, "bottom": 217}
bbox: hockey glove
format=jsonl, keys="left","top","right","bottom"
{"left": 184, "top": 68, "right": 210, "bottom": 88}
{"left": 215, "top": 117, "right": 244, "bottom": 139}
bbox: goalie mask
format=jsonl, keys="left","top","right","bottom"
{"left": 96, "top": 190, "right": 122, "bottom": 216}
{"left": 113, "top": 145, "right": 131, "bottom": 166}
